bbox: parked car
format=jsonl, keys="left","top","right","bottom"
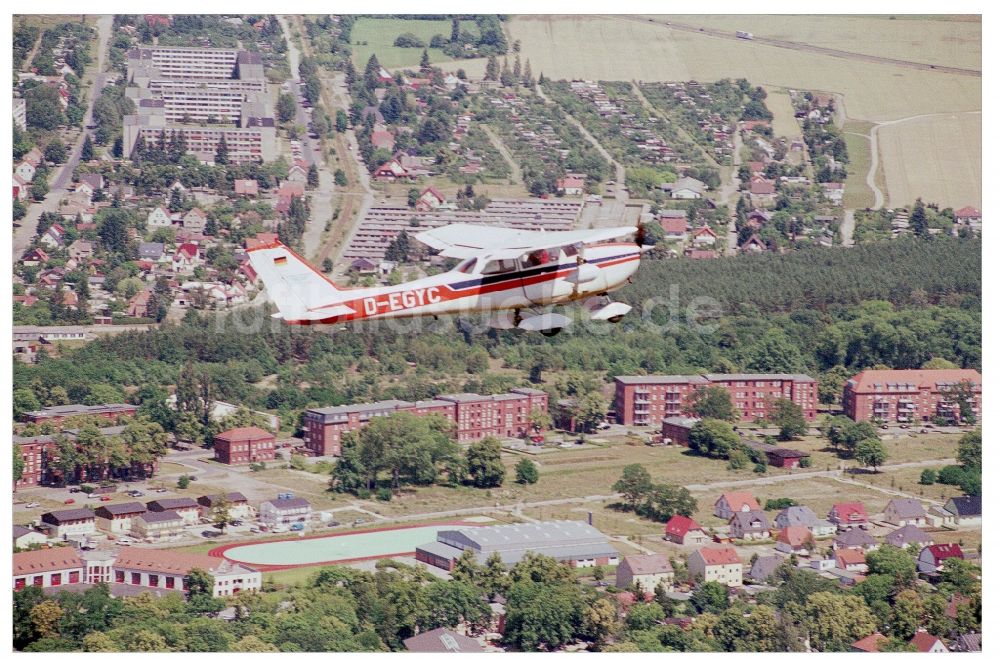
{"left": 68, "top": 487, "right": 81, "bottom": 493}
{"left": 64, "top": 498, "right": 76, "bottom": 504}
{"left": 327, "top": 521, "right": 340, "bottom": 528}
{"left": 100, "top": 496, "right": 111, "bottom": 501}
{"left": 229, "top": 520, "right": 243, "bottom": 527}
{"left": 201, "top": 530, "right": 222, "bottom": 538}
{"left": 25, "top": 502, "right": 40, "bottom": 508}
{"left": 155, "top": 488, "right": 168, "bottom": 493}
{"left": 353, "top": 518, "right": 366, "bottom": 526}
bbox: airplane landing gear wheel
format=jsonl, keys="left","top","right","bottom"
{"left": 540, "top": 328, "right": 562, "bottom": 337}
{"left": 607, "top": 315, "right": 625, "bottom": 324}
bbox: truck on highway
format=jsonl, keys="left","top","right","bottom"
{"left": 736, "top": 31, "right": 754, "bottom": 40}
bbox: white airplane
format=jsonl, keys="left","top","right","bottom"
{"left": 247, "top": 224, "right": 650, "bottom": 335}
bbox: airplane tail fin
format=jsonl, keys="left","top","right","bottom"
{"left": 246, "top": 241, "right": 354, "bottom": 322}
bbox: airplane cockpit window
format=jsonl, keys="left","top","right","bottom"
{"left": 524, "top": 249, "right": 554, "bottom": 267}
{"left": 482, "top": 258, "right": 518, "bottom": 274}
{"left": 456, "top": 258, "right": 476, "bottom": 274}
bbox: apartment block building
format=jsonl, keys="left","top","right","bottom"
{"left": 302, "top": 388, "right": 549, "bottom": 456}
{"left": 123, "top": 46, "right": 275, "bottom": 164}
{"left": 22, "top": 403, "right": 137, "bottom": 424}
{"left": 614, "top": 374, "right": 817, "bottom": 426}
{"left": 843, "top": 368, "right": 982, "bottom": 424}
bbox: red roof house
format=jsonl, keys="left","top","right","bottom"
{"left": 664, "top": 515, "right": 710, "bottom": 546}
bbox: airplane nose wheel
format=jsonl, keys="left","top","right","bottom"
{"left": 540, "top": 328, "right": 562, "bottom": 337}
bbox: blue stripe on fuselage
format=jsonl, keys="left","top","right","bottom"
{"left": 447, "top": 251, "right": 639, "bottom": 292}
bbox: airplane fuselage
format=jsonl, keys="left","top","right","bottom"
{"left": 289, "top": 242, "right": 642, "bottom": 325}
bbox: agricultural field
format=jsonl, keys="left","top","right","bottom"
{"left": 878, "top": 111, "right": 982, "bottom": 209}
{"left": 350, "top": 17, "right": 478, "bottom": 69}
{"left": 649, "top": 14, "right": 983, "bottom": 71}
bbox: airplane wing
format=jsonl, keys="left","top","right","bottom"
{"left": 413, "top": 224, "right": 638, "bottom": 259}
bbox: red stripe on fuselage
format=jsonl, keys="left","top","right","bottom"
{"left": 287, "top": 253, "right": 640, "bottom": 325}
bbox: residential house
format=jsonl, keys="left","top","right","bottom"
{"left": 663, "top": 515, "right": 710, "bottom": 546}
{"left": 138, "top": 242, "right": 167, "bottom": 262}
{"left": 917, "top": 543, "right": 964, "bottom": 575}
{"left": 851, "top": 633, "right": 889, "bottom": 653}
{"left": 883, "top": 499, "right": 927, "bottom": 527}
{"left": 127, "top": 289, "right": 153, "bottom": 318}
{"left": 181, "top": 208, "right": 208, "bottom": 233}
{"left": 556, "top": 175, "right": 585, "bottom": 196}
{"left": 13, "top": 174, "right": 30, "bottom": 200}
{"left": 147, "top": 206, "right": 173, "bottom": 227}
{"left": 833, "top": 527, "right": 877, "bottom": 552}
{"left": 40, "top": 509, "right": 96, "bottom": 540}
{"left": 259, "top": 496, "right": 312, "bottom": 527}
{"left": 748, "top": 554, "right": 785, "bottom": 583}
{"left": 414, "top": 186, "right": 447, "bottom": 211}
{"left": 953, "top": 633, "right": 982, "bottom": 653}
{"left": 95, "top": 502, "right": 147, "bottom": 535}
{"left": 79, "top": 173, "right": 104, "bottom": 192}
{"left": 15, "top": 160, "right": 36, "bottom": 183}
{"left": 172, "top": 243, "right": 200, "bottom": 273}
{"left": 197, "top": 493, "right": 252, "bottom": 520}
{"left": 691, "top": 225, "right": 718, "bottom": 246}
{"left": 714, "top": 492, "right": 761, "bottom": 520}
{"left": 286, "top": 164, "right": 308, "bottom": 185}
{"left": 146, "top": 498, "right": 200, "bottom": 525}
{"left": 774, "top": 506, "right": 837, "bottom": 537}
{"left": 132, "top": 511, "right": 186, "bottom": 540}
{"left": 910, "top": 632, "right": 948, "bottom": 653}
{"left": 885, "top": 524, "right": 934, "bottom": 550}
{"left": 40, "top": 224, "right": 66, "bottom": 248}
{"left": 22, "top": 248, "right": 49, "bottom": 266}
{"left": 835, "top": 549, "right": 868, "bottom": 572}
{"left": 12, "top": 547, "right": 84, "bottom": 590}
{"left": 373, "top": 159, "right": 411, "bottom": 181}
{"left": 403, "top": 628, "right": 483, "bottom": 653}
{"left": 776, "top": 526, "right": 813, "bottom": 555}
{"left": 729, "top": 510, "right": 771, "bottom": 541}
{"left": 67, "top": 240, "right": 94, "bottom": 261}
{"left": 749, "top": 180, "right": 776, "bottom": 205}
{"left": 13, "top": 526, "right": 49, "bottom": 549}
{"left": 942, "top": 496, "right": 981, "bottom": 527}
{"left": 658, "top": 213, "right": 688, "bottom": 239}
{"left": 615, "top": 554, "right": 674, "bottom": 593}
{"left": 954, "top": 206, "right": 981, "bottom": 227}
{"left": 828, "top": 502, "right": 869, "bottom": 530}
{"left": 821, "top": 182, "right": 844, "bottom": 204}
{"left": 662, "top": 176, "right": 705, "bottom": 199}
{"left": 688, "top": 546, "right": 743, "bottom": 587}
{"left": 740, "top": 234, "right": 767, "bottom": 253}
{"left": 234, "top": 179, "right": 259, "bottom": 197}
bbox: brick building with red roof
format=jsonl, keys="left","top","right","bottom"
{"left": 843, "top": 368, "right": 981, "bottom": 424}
{"left": 213, "top": 426, "right": 275, "bottom": 465}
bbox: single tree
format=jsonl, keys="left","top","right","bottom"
{"left": 515, "top": 457, "right": 539, "bottom": 485}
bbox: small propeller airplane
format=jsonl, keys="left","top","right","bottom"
{"left": 247, "top": 223, "right": 652, "bottom": 336}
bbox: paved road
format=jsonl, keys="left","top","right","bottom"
{"left": 13, "top": 15, "right": 113, "bottom": 264}
{"left": 608, "top": 15, "right": 981, "bottom": 77}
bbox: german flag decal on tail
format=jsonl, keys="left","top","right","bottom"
{"left": 273, "top": 255, "right": 288, "bottom": 265}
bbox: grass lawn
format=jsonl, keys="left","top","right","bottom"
{"left": 849, "top": 464, "right": 962, "bottom": 504}
{"left": 250, "top": 469, "right": 348, "bottom": 511}
{"left": 766, "top": 432, "right": 960, "bottom": 471}
{"left": 351, "top": 17, "right": 479, "bottom": 70}
{"left": 763, "top": 86, "right": 802, "bottom": 140}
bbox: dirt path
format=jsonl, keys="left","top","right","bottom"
{"left": 535, "top": 84, "right": 627, "bottom": 203}
{"left": 855, "top": 110, "right": 981, "bottom": 210}
{"left": 481, "top": 124, "right": 522, "bottom": 183}
{"left": 606, "top": 15, "right": 981, "bottom": 77}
